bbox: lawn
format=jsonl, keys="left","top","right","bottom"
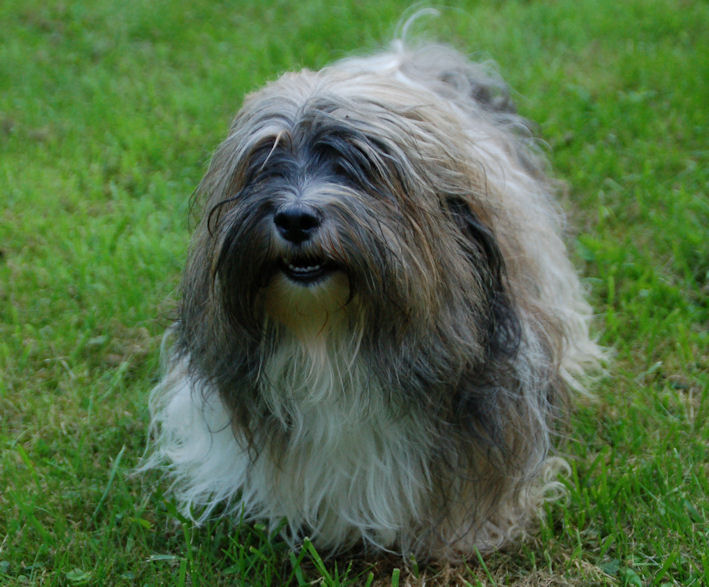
{"left": 0, "top": 0, "right": 706, "bottom": 584}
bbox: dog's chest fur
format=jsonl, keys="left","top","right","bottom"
{"left": 165, "top": 336, "right": 433, "bottom": 551}
{"left": 250, "top": 338, "right": 433, "bottom": 549}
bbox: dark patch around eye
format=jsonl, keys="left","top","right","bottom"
{"left": 245, "top": 145, "right": 296, "bottom": 183}
{"left": 310, "top": 128, "right": 395, "bottom": 198}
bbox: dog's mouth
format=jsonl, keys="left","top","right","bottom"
{"left": 278, "top": 255, "right": 338, "bottom": 285}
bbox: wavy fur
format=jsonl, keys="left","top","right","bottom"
{"left": 141, "top": 41, "right": 602, "bottom": 560}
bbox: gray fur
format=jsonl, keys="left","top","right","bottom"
{"left": 141, "top": 41, "right": 602, "bottom": 560}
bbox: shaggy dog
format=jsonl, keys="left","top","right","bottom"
{"left": 143, "top": 41, "right": 601, "bottom": 560}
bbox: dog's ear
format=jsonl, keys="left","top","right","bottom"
{"left": 445, "top": 197, "right": 521, "bottom": 360}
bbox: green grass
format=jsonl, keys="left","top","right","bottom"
{"left": 1, "top": 0, "right": 706, "bottom": 584}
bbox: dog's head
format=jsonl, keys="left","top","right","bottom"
{"left": 182, "top": 71, "right": 520, "bottom": 359}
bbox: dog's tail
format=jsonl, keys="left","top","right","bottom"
{"left": 391, "top": 40, "right": 518, "bottom": 116}
{"left": 391, "top": 7, "right": 517, "bottom": 115}
{"left": 334, "top": 37, "right": 520, "bottom": 127}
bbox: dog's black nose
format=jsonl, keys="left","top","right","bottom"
{"left": 274, "top": 204, "right": 321, "bottom": 244}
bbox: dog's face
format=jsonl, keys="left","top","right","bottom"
{"left": 184, "top": 73, "right": 519, "bottom": 363}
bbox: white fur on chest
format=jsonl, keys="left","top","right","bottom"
{"left": 149, "top": 337, "right": 433, "bottom": 551}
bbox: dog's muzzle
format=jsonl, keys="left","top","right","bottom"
{"left": 274, "top": 203, "right": 337, "bottom": 285}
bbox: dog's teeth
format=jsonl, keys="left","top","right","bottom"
{"left": 287, "top": 263, "right": 321, "bottom": 273}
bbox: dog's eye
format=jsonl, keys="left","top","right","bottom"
{"left": 243, "top": 146, "right": 295, "bottom": 184}
{"left": 312, "top": 135, "right": 395, "bottom": 199}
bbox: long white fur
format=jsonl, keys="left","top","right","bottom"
{"left": 146, "top": 333, "right": 436, "bottom": 553}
